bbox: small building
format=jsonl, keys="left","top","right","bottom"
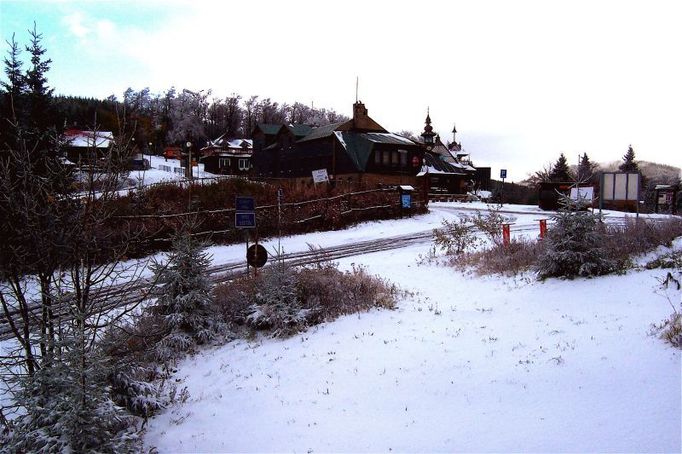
{"left": 62, "top": 129, "right": 114, "bottom": 166}
{"left": 200, "top": 134, "right": 253, "bottom": 175}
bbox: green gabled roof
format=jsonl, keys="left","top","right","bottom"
{"left": 287, "top": 124, "right": 313, "bottom": 137}
{"left": 297, "top": 121, "right": 347, "bottom": 143}
{"left": 335, "top": 132, "right": 374, "bottom": 171}
{"left": 255, "top": 123, "right": 282, "bottom": 135}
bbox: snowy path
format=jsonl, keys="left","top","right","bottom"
{"left": 144, "top": 216, "right": 682, "bottom": 452}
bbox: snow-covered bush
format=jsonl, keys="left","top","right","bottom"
{"left": 433, "top": 218, "right": 479, "bottom": 256}
{"left": 98, "top": 317, "right": 167, "bottom": 419}
{"left": 214, "top": 260, "right": 398, "bottom": 338}
{"left": 245, "top": 260, "right": 309, "bottom": 337}
{"left": 536, "top": 208, "right": 614, "bottom": 279}
{"left": 5, "top": 346, "right": 139, "bottom": 453}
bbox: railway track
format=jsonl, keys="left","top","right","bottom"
{"left": 0, "top": 212, "right": 636, "bottom": 341}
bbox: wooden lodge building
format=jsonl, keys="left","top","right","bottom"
{"left": 199, "top": 134, "right": 254, "bottom": 175}
{"left": 252, "top": 101, "right": 425, "bottom": 189}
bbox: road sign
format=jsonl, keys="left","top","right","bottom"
{"left": 247, "top": 244, "right": 268, "bottom": 268}
{"left": 500, "top": 169, "right": 507, "bottom": 179}
{"left": 235, "top": 212, "right": 256, "bottom": 229}
{"left": 235, "top": 196, "right": 255, "bottom": 212}
{"left": 311, "top": 168, "right": 329, "bottom": 183}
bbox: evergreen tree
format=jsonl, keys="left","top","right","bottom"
{"left": 24, "top": 22, "right": 55, "bottom": 132}
{"left": 576, "top": 152, "right": 596, "bottom": 182}
{"left": 1, "top": 33, "right": 25, "bottom": 114}
{"left": 150, "top": 224, "right": 226, "bottom": 362}
{"left": 536, "top": 203, "right": 614, "bottom": 279}
{"left": 549, "top": 153, "right": 572, "bottom": 182}
{"left": 6, "top": 338, "right": 139, "bottom": 452}
{"left": 619, "top": 145, "right": 639, "bottom": 173}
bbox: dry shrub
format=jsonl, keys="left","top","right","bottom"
{"left": 297, "top": 264, "right": 398, "bottom": 324}
{"left": 461, "top": 237, "right": 544, "bottom": 276}
{"left": 604, "top": 217, "right": 682, "bottom": 264}
{"left": 211, "top": 275, "right": 256, "bottom": 328}
{"left": 212, "top": 261, "right": 398, "bottom": 337}
{"left": 433, "top": 218, "right": 479, "bottom": 256}
{"left": 650, "top": 270, "right": 682, "bottom": 349}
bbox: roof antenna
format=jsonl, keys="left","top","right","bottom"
{"left": 355, "top": 76, "right": 359, "bottom": 103}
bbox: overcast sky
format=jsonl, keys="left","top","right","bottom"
{"left": 1, "top": 0, "right": 680, "bottom": 179}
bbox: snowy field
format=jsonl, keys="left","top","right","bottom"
{"left": 144, "top": 207, "right": 682, "bottom": 453}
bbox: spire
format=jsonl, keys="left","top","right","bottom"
{"left": 421, "top": 107, "right": 435, "bottom": 145}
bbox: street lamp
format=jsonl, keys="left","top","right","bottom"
{"left": 186, "top": 141, "right": 193, "bottom": 180}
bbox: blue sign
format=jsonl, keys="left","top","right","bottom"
{"left": 500, "top": 169, "right": 507, "bottom": 179}
{"left": 401, "top": 194, "right": 411, "bottom": 209}
{"left": 235, "top": 196, "right": 255, "bottom": 212}
{"left": 235, "top": 212, "right": 256, "bottom": 229}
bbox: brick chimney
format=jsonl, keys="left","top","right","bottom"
{"left": 353, "top": 101, "right": 368, "bottom": 127}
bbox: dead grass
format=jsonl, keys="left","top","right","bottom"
{"left": 213, "top": 261, "right": 399, "bottom": 337}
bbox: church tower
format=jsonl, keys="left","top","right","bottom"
{"left": 420, "top": 108, "right": 436, "bottom": 147}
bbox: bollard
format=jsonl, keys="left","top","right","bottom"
{"left": 502, "top": 224, "right": 511, "bottom": 247}
{"left": 539, "top": 219, "right": 547, "bottom": 239}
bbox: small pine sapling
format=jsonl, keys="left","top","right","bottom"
{"left": 150, "top": 222, "right": 227, "bottom": 362}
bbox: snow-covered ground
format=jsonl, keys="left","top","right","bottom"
{"left": 144, "top": 206, "right": 682, "bottom": 453}
{"left": 125, "top": 154, "right": 218, "bottom": 187}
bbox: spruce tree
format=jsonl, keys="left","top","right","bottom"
{"left": 549, "top": 153, "right": 572, "bottom": 182}
{"left": 24, "top": 22, "right": 54, "bottom": 131}
{"left": 1, "top": 33, "right": 25, "bottom": 115}
{"left": 576, "top": 152, "right": 596, "bottom": 182}
{"left": 150, "top": 223, "right": 226, "bottom": 362}
{"left": 619, "top": 145, "right": 639, "bottom": 173}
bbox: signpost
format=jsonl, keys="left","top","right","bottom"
{"left": 500, "top": 169, "right": 507, "bottom": 205}
{"left": 312, "top": 168, "right": 329, "bottom": 184}
{"left": 247, "top": 244, "right": 268, "bottom": 268}
{"left": 599, "top": 172, "right": 640, "bottom": 217}
{"left": 235, "top": 195, "right": 257, "bottom": 275}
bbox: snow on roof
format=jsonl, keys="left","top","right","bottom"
{"left": 363, "top": 132, "right": 416, "bottom": 146}
{"left": 334, "top": 131, "right": 347, "bottom": 150}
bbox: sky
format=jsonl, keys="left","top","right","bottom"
{"left": 1, "top": 0, "right": 681, "bottom": 180}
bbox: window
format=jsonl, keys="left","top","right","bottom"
{"left": 238, "top": 158, "right": 250, "bottom": 171}
{"left": 219, "top": 158, "right": 230, "bottom": 168}
{"left": 391, "top": 151, "right": 399, "bottom": 166}
{"left": 374, "top": 151, "right": 381, "bottom": 165}
{"left": 382, "top": 150, "right": 390, "bottom": 165}
{"left": 399, "top": 150, "right": 408, "bottom": 167}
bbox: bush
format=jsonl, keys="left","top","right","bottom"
{"left": 536, "top": 209, "right": 614, "bottom": 279}
{"left": 245, "top": 261, "right": 309, "bottom": 337}
{"left": 213, "top": 260, "right": 399, "bottom": 338}
{"left": 651, "top": 271, "right": 682, "bottom": 349}
{"left": 433, "top": 218, "right": 479, "bottom": 256}
{"left": 462, "top": 237, "right": 545, "bottom": 276}
{"left": 605, "top": 217, "right": 682, "bottom": 265}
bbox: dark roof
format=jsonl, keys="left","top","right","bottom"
{"left": 286, "top": 124, "right": 313, "bottom": 137}
{"left": 423, "top": 152, "right": 468, "bottom": 175}
{"left": 362, "top": 132, "right": 417, "bottom": 146}
{"left": 297, "top": 121, "right": 347, "bottom": 143}
{"left": 335, "top": 132, "right": 374, "bottom": 171}
{"left": 255, "top": 123, "right": 282, "bottom": 135}
{"left": 335, "top": 131, "right": 420, "bottom": 171}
